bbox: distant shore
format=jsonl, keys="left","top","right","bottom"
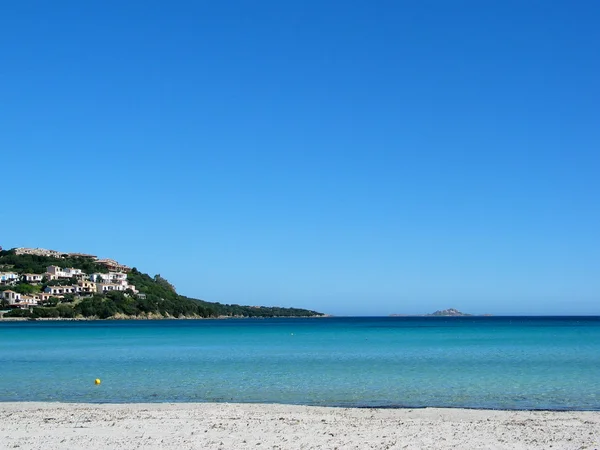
{"left": 1, "top": 402, "right": 598, "bottom": 449}
{"left": 0, "top": 314, "right": 332, "bottom": 322}
{"left": 388, "top": 314, "right": 494, "bottom": 317}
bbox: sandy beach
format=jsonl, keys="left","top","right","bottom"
{"left": 1, "top": 403, "right": 599, "bottom": 449}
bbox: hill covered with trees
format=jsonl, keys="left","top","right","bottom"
{"left": 0, "top": 250, "right": 324, "bottom": 319}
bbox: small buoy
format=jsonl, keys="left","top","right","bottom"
{"left": 95, "top": 379, "right": 101, "bottom": 385}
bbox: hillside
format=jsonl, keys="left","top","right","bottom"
{"left": 0, "top": 249, "right": 324, "bottom": 319}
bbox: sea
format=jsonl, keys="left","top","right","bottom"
{"left": 1, "top": 317, "right": 599, "bottom": 410}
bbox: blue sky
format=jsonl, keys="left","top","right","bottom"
{"left": 1, "top": 1, "right": 599, "bottom": 315}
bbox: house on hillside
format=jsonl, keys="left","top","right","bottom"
{"left": 63, "top": 267, "right": 84, "bottom": 278}
{"left": 90, "top": 272, "right": 127, "bottom": 284}
{"left": 46, "top": 266, "right": 62, "bottom": 279}
{"left": 46, "top": 266, "right": 84, "bottom": 279}
{"left": 95, "top": 282, "right": 138, "bottom": 294}
{"left": 96, "top": 283, "right": 127, "bottom": 293}
{"left": 16, "top": 296, "right": 39, "bottom": 307}
{"left": 96, "top": 259, "right": 131, "bottom": 273}
{"left": 23, "top": 273, "right": 44, "bottom": 283}
{"left": 1, "top": 290, "right": 21, "bottom": 305}
{"left": 32, "top": 292, "right": 62, "bottom": 303}
{"left": 0, "top": 272, "right": 20, "bottom": 285}
{"left": 44, "top": 285, "right": 78, "bottom": 296}
{"left": 76, "top": 280, "right": 97, "bottom": 294}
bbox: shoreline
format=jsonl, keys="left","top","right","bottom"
{"left": 1, "top": 402, "right": 599, "bottom": 449}
{"left": 2, "top": 400, "right": 599, "bottom": 413}
{"left": 0, "top": 315, "right": 332, "bottom": 322}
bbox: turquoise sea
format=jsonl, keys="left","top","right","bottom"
{"left": 1, "top": 317, "right": 599, "bottom": 410}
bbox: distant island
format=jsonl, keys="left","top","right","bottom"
{"left": 427, "top": 308, "right": 471, "bottom": 316}
{"left": 390, "top": 308, "right": 489, "bottom": 317}
{"left": 0, "top": 247, "right": 324, "bottom": 320}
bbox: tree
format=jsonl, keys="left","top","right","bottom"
{"left": 13, "top": 283, "right": 40, "bottom": 295}
{"left": 40, "top": 297, "right": 60, "bottom": 307}
{"left": 153, "top": 274, "right": 176, "bottom": 292}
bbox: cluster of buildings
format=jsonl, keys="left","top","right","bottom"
{"left": 13, "top": 248, "right": 131, "bottom": 272}
{"left": 1, "top": 265, "right": 138, "bottom": 309}
{"left": 13, "top": 247, "right": 66, "bottom": 258}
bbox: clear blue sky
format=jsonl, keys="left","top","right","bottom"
{"left": 1, "top": 1, "right": 599, "bottom": 315}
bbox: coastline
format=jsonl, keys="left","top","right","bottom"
{"left": 0, "top": 314, "right": 332, "bottom": 322}
{"left": 1, "top": 402, "right": 598, "bottom": 449}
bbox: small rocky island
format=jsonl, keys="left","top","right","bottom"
{"left": 427, "top": 308, "right": 471, "bottom": 317}
{"left": 389, "top": 308, "right": 478, "bottom": 317}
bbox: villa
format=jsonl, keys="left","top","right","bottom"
{"left": 16, "top": 296, "right": 39, "bottom": 307}
{"left": 34, "top": 293, "right": 60, "bottom": 302}
{"left": 96, "top": 258, "right": 131, "bottom": 273}
{"left": 23, "top": 273, "right": 44, "bottom": 283}
{"left": 90, "top": 272, "right": 128, "bottom": 283}
{"left": 44, "top": 286, "right": 78, "bottom": 296}
{"left": 46, "top": 266, "right": 85, "bottom": 280}
{"left": 76, "top": 280, "right": 97, "bottom": 294}
{"left": 96, "top": 283, "right": 128, "bottom": 293}
{"left": 2, "top": 290, "right": 22, "bottom": 304}
{"left": 0, "top": 272, "right": 20, "bottom": 285}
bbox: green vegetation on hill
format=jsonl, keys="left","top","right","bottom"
{"left": 0, "top": 250, "right": 324, "bottom": 319}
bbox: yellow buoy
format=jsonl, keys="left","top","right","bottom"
{"left": 95, "top": 379, "right": 101, "bottom": 385}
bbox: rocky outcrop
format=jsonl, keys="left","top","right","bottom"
{"left": 428, "top": 308, "right": 471, "bottom": 316}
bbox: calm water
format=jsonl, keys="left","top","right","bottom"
{"left": 1, "top": 317, "right": 599, "bottom": 410}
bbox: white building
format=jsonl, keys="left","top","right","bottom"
{"left": 0, "top": 272, "right": 20, "bottom": 285}
{"left": 33, "top": 293, "right": 61, "bottom": 302}
{"left": 23, "top": 273, "right": 44, "bottom": 283}
{"left": 90, "top": 272, "right": 128, "bottom": 284}
{"left": 46, "top": 266, "right": 63, "bottom": 278}
{"left": 1, "top": 290, "right": 22, "bottom": 305}
{"left": 76, "top": 281, "right": 97, "bottom": 294}
{"left": 44, "top": 286, "right": 78, "bottom": 296}
{"left": 96, "top": 283, "right": 127, "bottom": 293}
{"left": 96, "top": 282, "right": 138, "bottom": 294}
{"left": 64, "top": 267, "right": 84, "bottom": 277}
{"left": 46, "top": 266, "right": 84, "bottom": 279}
{"left": 17, "top": 296, "right": 39, "bottom": 307}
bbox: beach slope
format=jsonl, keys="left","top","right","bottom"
{"left": 1, "top": 403, "right": 599, "bottom": 449}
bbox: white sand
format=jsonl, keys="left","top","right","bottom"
{"left": 1, "top": 403, "right": 599, "bottom": 449}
